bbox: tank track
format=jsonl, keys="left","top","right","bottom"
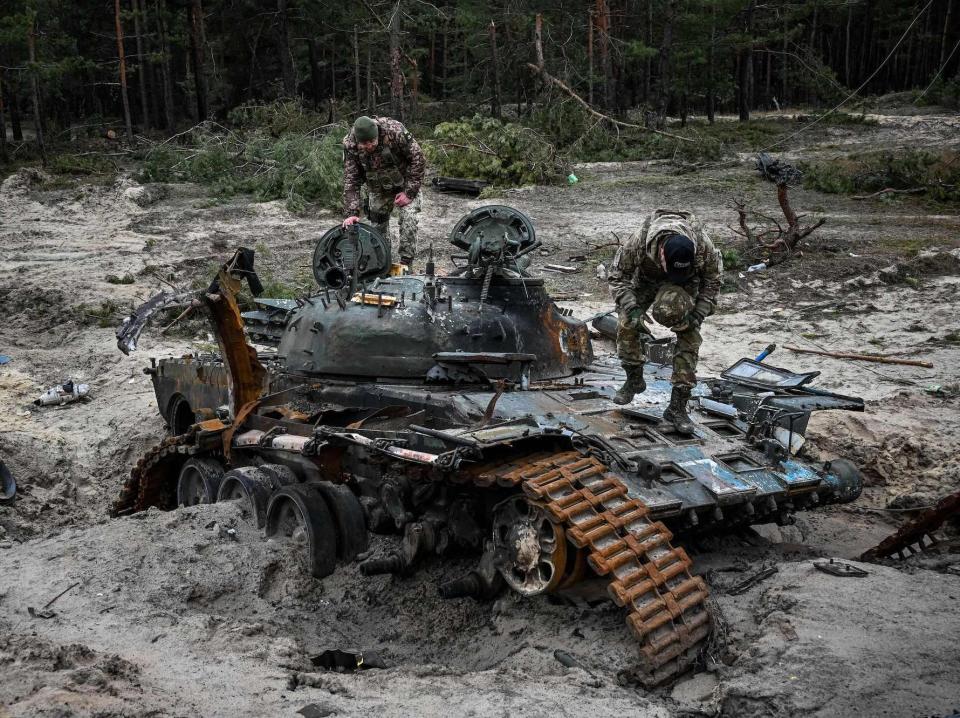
{"left": 861, "top": 487, "right": 960, "bottom": 561}
{"left": 464, "top": 450, "right": 712, "bottom": 686}
{"left": 114, "top": 442, "right": 710, "bottom": 683}
{"left": 111, "top": 434, "right": 195, "bottom": 517}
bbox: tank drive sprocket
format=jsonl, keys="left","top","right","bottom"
{"left": 466, "top": 450, "right": 712, "bottom": 687}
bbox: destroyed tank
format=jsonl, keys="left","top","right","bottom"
{"left": 114, "top": 206, "right": 865, "bottom": 686}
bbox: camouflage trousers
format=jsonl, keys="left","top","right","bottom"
{"left": 616, "top": 285, "right": 702, "bottom": 390}
{"left": 365, "top": 190, "right": 422, "bottom": 262}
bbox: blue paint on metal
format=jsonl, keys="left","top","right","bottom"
{"left": 777, "top": 459, "right": 822, "bottom": 487}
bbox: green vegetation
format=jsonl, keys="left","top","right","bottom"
{"left": 720, "top": 248, "right": 742, "bottom": 271}
{"left": 801, "top": 149, "right": 960, "bottom": 204}
{"left": 138, "top": 105, "right": 345, "bottom": 212}
{"left": 47, "top": 154, "right": 117, "bottom": 176}
{"left": 105, "top": 273, "right": 135, "bottom": 285}
{"left": 74, "top": 299, "right": 126, "bottom": 328}
{"left": 426, "top": 115, "right": 566, "bottom": 186}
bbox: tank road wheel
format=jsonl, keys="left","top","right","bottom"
{"left": 315, "top": 483, "right": 369, "bottom": 562}
{"left": 177, "top": 457, "right": 224, "bottom": 507}
{"left": 265, "top": 484, "right": 338, "bottom": 578}
{"left": 166, "top": 394, "right": 195, "bottom": 436}
{"left": 492, "top": 495, "right": 569, "bottom": 596}
{"left": 216, "top": 467, "right": 273, "bottom": 528}
{"left": 258, "top": 463, "right": 299, "bottom": 492}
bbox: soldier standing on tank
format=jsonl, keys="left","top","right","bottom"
{"left": 341, "top": 115, "right": 426, "bottom": 269}
{"left": 607, "top": 209, "right": 723, "bottom": 434}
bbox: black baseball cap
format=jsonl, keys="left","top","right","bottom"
{"left": 662, "top": 233, "right": 695, "bottom": 282}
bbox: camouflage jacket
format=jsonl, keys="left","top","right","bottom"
{"left": 608, "top": 209, "right": 723, "bottom": 317}
{"left": 342, "top": 117, "right": 426, "bottom": 217}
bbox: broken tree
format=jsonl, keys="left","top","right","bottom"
{"left": 729, "top": 153, "right": 825, "bottom": 266}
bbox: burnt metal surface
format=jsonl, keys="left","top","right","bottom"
{"left": 118, "top": 205, "right": 869, "bottom": 687}
{"left": 312, "top": 223, "right": 391, "bottom": 289}
{"left": 0, "top": 459, "right": 16, "bottom": 504}
{"left": 431, "top": 176, "right": 491, "bottom": 196}
{"left": 277, "top": 274, "right": 592, "bottom": 381}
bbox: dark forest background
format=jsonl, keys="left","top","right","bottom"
{"left": 1, "top": 1, "right": 957, "bottom": 205}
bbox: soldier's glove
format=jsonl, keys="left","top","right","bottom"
{"left": 342, "top": 215, "right": 360, "bottom": 228}
{"left": 394, "top": 191, "right": 412, "bottom": 208}
{"left": 684, "top": 309, "right": 706, "bottom": 330}
{"left": 625, "top": 307, "right": 646, "bottom": 329}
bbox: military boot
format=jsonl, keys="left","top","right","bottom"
{"left": 400, "top": 255, "right": 414, "bottom": 272}
{"left": 612, "top": 365, "right": 646, "bottom": 405}
{"left": 663, "top": 386, "right": 695, "bottom": 435}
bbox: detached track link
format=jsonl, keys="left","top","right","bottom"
{"left": 480, "top": 451, "right": 712, "bottom": 686}
{"left": 861, "top": 487, "right": 960, "bottom": 561}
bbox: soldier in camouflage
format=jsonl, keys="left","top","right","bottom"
{"left": 608, "top": 209, "right": 723, "bottom": 434}
{"left": 342, "top": 116, "right": 426, "bottom": 268}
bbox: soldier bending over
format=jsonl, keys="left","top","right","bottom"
{"left": 341, "top": 116, "right": 426, "bottom": 269}
{"left": 608, "top": 209, "right": 722, "bottom": 434}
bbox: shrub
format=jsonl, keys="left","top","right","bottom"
{"left": 425, "top": 115, "right": 566, "bottom": 185}
{"left": 801, "top": 149, "right": 960, "bottom": 203}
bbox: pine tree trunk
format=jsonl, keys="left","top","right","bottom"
{"left": 942, "top": 0, "right": 954, "bottom": 65}
{"left": 860, "top": 1, "right": 872, "bottom": 89}
{"left": 308, "top": 39, "right": 322, "bottom": 110}
{"left": 739, "top": 0, "right": 754, "bottom": 121}
{"left": 844, "top": 4, "right": 852, "bottom": 85}
{"left": 329, "top": 43, "right": 337, "bottom": 121}
{"left": 133, "top": 0, "right": 150, "bottom": 129}
{"left": 408, "top": 56, "right": 419, "bottom": 119}
{"left": 644, "top": 0, "right": 652, "bottom": 102}
{"left": 765, "top": 48, "right": 771, "bottom": 107}
{"left": 428, "top": 30, "right": 435, "bottom": 97}
{"left": 277, "top": 0, "right": 295, "bottom": 96}
{"left": 489, "top": 20, "right": 502, "bottom": 120}
{"left": 7, "top": 76, "right": 23, "bottom": 141}
{"left": 781, "top": 9, "right": 788, "bottom": 105}
{"left": 26, "top": 19, "right": 46, "bottom": 163}
{"left": 190, "top": 0, "right": 208, "bottom": 121}
{"left": 0, "top": 68, "right": 8, "bottom": 164}
{"left": 155, "top": 0, "right": 176, "bottom": 129}
{"left": 389, "top": 6, "right": 403, "bottom": 119}
{"left": 353, "top": 26, "right": 361, "bottom": 110}
{"left": 115, "top": 0, "right": 134, "bottom": 140}
{"left": 366, "top": 32, "right": 374, "bottom": 111}
{"left": 441, "top": 22, "right": 448, "bottom": 101}
{"left": 596, "top": 0, "right": 611, "bottom": 109}
{"left": 706, "top": 2, "right": 715, "bottom": 123}
{"left": 655, "top": 0, "right": 674, "bottom": 128}
{"left": 588, "top": 10, "right": 594, "bottom": 106}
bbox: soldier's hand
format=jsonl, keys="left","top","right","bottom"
{"left": 342, "top": 216, "right": 360, "bottom": 228}
{"left": 626, "top": 307, "right": 646, "bottom": 328}
{"left": 674, "top": 310, "right": 705, "bottom": 333}
{"left": 394, "top": 191, "right": 412, "bottom": 208}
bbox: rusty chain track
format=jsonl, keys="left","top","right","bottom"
{"left": 116, "top": 441, "right": 710, "bottom": 682}
{"left": 465, "top": 450, "right": 712, "bottom": 686}
{"left": 861, "top": 488, "right": 960, "bottom": 561}
{"left": 111, "top": 434, "right": 195, "bottom": 517}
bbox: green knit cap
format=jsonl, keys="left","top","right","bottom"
{"left": 353, "top": 116, "right": 378, "bottom": 142}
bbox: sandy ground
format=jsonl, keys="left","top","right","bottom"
{"left": 1, "top": 113, "right": 959, "bottom": 717}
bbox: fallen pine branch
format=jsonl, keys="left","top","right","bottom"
{"left": 852, "top": 187, "right": 926, "bottom": 200}
{"left": 525, "top": 63, "right": 693, "bottom": 143}
{"left": 783, "top": 345, "right": 934, "bottom": 368}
